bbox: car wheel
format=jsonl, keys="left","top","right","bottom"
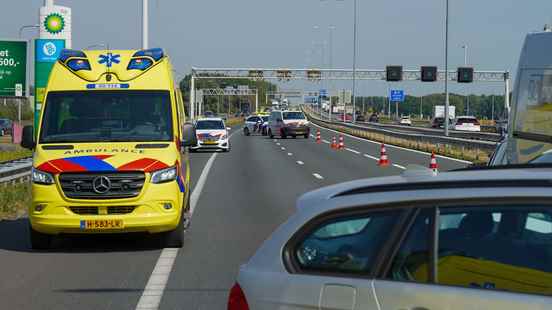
{"left": 159, "top": 211, "right": 185, "bottom": 248}
{"left": 30, "top": 226, "right": 52, "bottom": 250}
{"left": 244, "top": 127, "right": 250, "bottom": 136}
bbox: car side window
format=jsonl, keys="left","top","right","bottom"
{"left": 295, "top": 210, "right": 400, "bottom": 274}
{"left": 387, "top": 209, "right": 432, "bottom": 283}
{"left": 438, "top": 206, "right": 552, "bottom": 296}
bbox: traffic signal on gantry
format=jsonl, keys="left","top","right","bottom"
{"left": 457, "top": 67, "right": 474, "bottom": 83}
{"left": 421, "top": 66, "right": 438, "bottom": 82}
{"left": 386, "top": 66, "right": 403, "bottom": 82}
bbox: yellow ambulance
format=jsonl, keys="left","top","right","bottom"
{"left": 21, "top": 48, "right": 197, "bottom": 249}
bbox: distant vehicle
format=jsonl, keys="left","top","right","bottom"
{"left": 191, "top": 118, "right": 231, "bottom": 152}
{"left": 355, "top": 114, "right": 365, "bottom": 122}
{"left": 399, "top": 116, "right": 412, "bottom": 126}
{"left": 338, "top": 113, "right": 353, "bottom": 122}
{"left": 368, "top": 113, "right": 379, "bottom": 123}
{"left": 430, "top": 117, "right": 454, "bottom": 129}
{"left": 454, "top": 116, "right": 481, "bottom": 132}
{"left": 243, "top": 115, "right": 263, "bottom": 136}
{"left": 203, "top": 110, "right": 215, "bottom": 118}
{"left": 495, "top": 119, "right": 508, "bottom": 136}
{"left": 268, "top": 110, "right": 310, "bottom": 139}
{"left": 0, "top": 118, "right": 12, "bottom": 136}
{"left": 433, "top": 105, "right": 456, "bottom": 120}
{"left": 230, "top": 167, "right": 552, "bottom": 310}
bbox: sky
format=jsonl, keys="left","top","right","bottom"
{"left": 2, "top": 0, "right": 552, "bottom": 97}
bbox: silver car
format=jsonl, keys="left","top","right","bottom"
{"left": 230, "top": 167, "right": 552, "bottom": 309}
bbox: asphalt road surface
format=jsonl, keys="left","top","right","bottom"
{"left": 0, "top": 125, "right": 468, "bottom": 310}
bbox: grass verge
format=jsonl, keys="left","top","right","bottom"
{"left": 0, "top": 146, "right": 32, "bottom": 163}
{"left": 0, "top": 182, "right": 30, "bottom": 220}
{"left": 226, "top": 117, "right": 244, "bottom": 128}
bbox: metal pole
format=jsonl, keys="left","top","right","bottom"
{"left": 351, "top": 0, "right": 358, "bottom": 124}
{"left": 190, "top": 74, "right": 195, "bottom": 120}
{"left": 463, "top": 44, "right": 470, "bottom": 116}
{"left": 505, "top": 73, "right": 511, "bottom": 115}
{"left": 255, "top": 90, "right": 258, "bottom": 114}
{"left": 491, "top": 95, "right": 495, "bottom": 120}
{"left": 420, "top": 96, "right": 423, "bottom": 119}
{"left": 444, "top": 0, "right": 450, "bottom": 136}
{"left": 142, "top": 0, "right": 149, "bottom": 49}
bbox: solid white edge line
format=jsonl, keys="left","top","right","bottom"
{"left": 311, "top": 123, "right": 472, "bottom": 164}
{"left": 313, "top": 173, "right": 324, "bottom": 180}
{"left": 135, "top": 130, "right": 240, "bottom": 310}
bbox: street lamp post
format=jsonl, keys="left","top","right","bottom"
{"left": 444, "top": 0, "right": 450, "bottom": 136}
{"left": 462, "top": 44, "right": 470, "bottom": 115}
{"left": 142, "top": 0, "right": 149, "bottom": 49}
{"left": 351, "top": 0, "right": 358, "bottom": 124}
{"left": 328, "top": 25, "right": 335, "bottom": 121}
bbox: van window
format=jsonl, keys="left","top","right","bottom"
{"left": 514, "top": 69, "right": 552, "bottom": 137}
{"left": 196, "top": 120, "right": 224, "bottom": 130}
{"left": 40, "top": 91, "right": 173, "bottom": 143}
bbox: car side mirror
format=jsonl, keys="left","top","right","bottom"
{"left": 21, "top": 125, "right": 35, "bottom": 150}
{"left": 182, "top": 123, "right": 197, "bottom": 147}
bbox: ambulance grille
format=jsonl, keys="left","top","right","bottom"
{"left": 59, "top": 172, "right": 146, "bottom": 199}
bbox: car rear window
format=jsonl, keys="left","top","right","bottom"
{"left": 457, "top": 118, "right": 479, "bottom": 124}
{"left": 283, "top": 112, "right": 305, "bottom": 120}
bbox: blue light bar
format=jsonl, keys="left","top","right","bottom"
{"left": 133, "top": 48, "right": 164, "bottom": 61}
{"left": 127, "top": 58, "right": 154, "bottom": 71}
{"left": 59, "top": 49, "right": 86, "bottom": 62}
{"left": 67, "top": 59, "right": 91, "bottom": 71}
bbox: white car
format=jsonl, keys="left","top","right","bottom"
{"left": 190, "top": 118, "right": 231, "bottom": 152}
{"left": 399, "top": 116, "right": 412, "bottom": 126}
{"left": 454, "top": 116, "right": 481, "bottom": 132}
{"left": 229, "top": 167, "right": 552, "bottom": 310}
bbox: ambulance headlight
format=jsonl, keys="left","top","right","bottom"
{"left": 67, "top": 59, "right": 91, "bottom": 71}
{"left": 32, "top": 168, "right": 55, "bottom": 185}
{"left": 151, "top": 166, "right": 177, "bottom": 184}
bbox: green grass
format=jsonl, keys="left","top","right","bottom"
{"left": 0, "top": 146, "right": 32, "bottom": 163}
{"left": 0, "top": 182, "right": 30, "bottom": 220}
{"left": 226, "top": 117, "right": 244, "bottom": 128}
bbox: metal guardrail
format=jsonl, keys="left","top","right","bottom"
{"left": 304, "top": 108, "right": 497, "bottom": 152}
{"left": 0, "top": 157, "right": 32, "bottom": 185}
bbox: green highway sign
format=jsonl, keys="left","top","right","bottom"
{"left": 0, "top": 40, "right": 27, "bottom": 97}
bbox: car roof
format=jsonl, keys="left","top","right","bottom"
{"left": 196, "top": 117, "right": 223, "bottom": 122}
{"left": 296, "top": 167, "right": 552, "bottom": 215}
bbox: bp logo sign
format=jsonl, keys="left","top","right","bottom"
{"left": 42, "top": 42, "right": 57, "bottom": 57}
{"left": 44, "top": 13, "right": 65, "bottom": 35}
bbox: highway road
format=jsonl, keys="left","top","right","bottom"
{"left": 0, "top": 125, "right": 468, "bottom": 310}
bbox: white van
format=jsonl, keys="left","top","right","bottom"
{"left": 492, "top": 29, "right": 552, "bottom": 165}
{"left": 268, "top": 110, "right": 310, "bottom": 139}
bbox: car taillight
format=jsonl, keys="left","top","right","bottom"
{"left": 228, "top": 283, "right": 249, "bottom": 310}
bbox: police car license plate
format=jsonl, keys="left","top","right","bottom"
{"left": 80, "top": 220, "right": 124, "bottom": 230}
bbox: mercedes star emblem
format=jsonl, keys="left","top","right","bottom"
{"left": 92, "top": 176, "right": 112, "bottom": 194}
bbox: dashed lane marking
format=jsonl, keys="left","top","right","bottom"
{"left": 345, "top": 147, "right": 361, "bottom": 154}
{"left": 364, "top": 154, "right": 379, "bottom": 160}
{"left": 313, "top": 173, "right": 324, "bottom": 180}
{"left": 297, "top": 161, "right": 304, "bottom": 165}
{"left": 393, "top": 163, "right": 407, "bottom": 170}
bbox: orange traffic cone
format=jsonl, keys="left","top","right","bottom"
{"left": 378, "top": 144, "right": 390, "bottom": 166}
{"left": 338, "top": 135, "right": 345, "bottom": 150}
{"left": 429, "top": 152, "right": 439, "bottom": 172}
{"left": 331, "top": 137, "right": 337, "bottom": 149}
{"left": 316, "top": 130, "right": 321, "bottom": 144}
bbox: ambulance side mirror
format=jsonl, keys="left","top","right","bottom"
{"left": 21, "top": 125, "right": 35, "bottom": 150}
{"left": 182, "top": 123, "right": 197, "bottom": 147}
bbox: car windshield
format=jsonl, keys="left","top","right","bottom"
{"left": 39, "top": 91, "right": 173, "bottom": 143}
{"left": 283, "top": 112, "right": 305, "bottom": 120}
{"left": 261, "top": 116, "right": 269, "bottom": 122}
{"left": 196, "top": 120, "right": 224, "bottom": 130}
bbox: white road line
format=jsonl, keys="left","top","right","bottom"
{"left": 136, "top": 149, "right": 220, "bottom": 310}
{"left": 345, "top": 147, "right": 361, "bottom": 155}
{"left": 322, "top": 139, "right": 330, "bottom": 144}
{"left": 288, "top": 153, "right": 293, "bottom": 156}
{"left": 392, "top": 163, "right": 407, "bottom": 170}
{"left": 297, "top": 161, "right": 304, "bottom": 165}
{"left": 313, "top": 173, "right": 324, "bottom": 180}
{"left": 311, "top": 123, "right": 472, "bottom": 164}
{"left": 364, "top": 154, "right": 379, "bottom": 161}
{"left": 276, "top": 143, "right": 281, "bottom": 146}
{"left": 273, "top": 139, "right": 277, "bottom": 142}
{"left": 281, "top": 147, "right": 286, "bottom": 150}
